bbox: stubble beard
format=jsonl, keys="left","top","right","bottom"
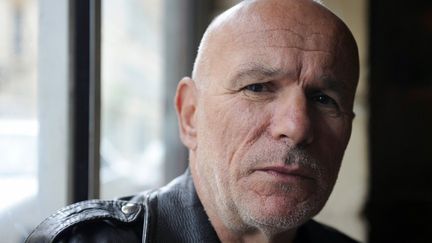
{"left": 200, "top": 143, "right": 337, "bottom": 236}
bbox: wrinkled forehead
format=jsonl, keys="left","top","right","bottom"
{"left": 196, "top": 0, "right": 359, "bottom": 96}
{"left": 217, "top": 10, "right": 356, "bottom": 84}
{"left": 230, "top": 28, "right": 338, "bottom": 55}
{"left": 224, "top": 2, "right": 348, "bottom": 56}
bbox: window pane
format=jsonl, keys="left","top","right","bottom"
{"left": 0, "top": 0, "right": 71, "bottom": 242}
{"left": 101, "top": 0, "right": 164, "bottom": 199}
{"left": 0, "top": 0, "right": 38, "bottom": 242}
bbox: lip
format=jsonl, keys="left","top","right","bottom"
{"left": 254, "top": 165, "right": 315, "bottom": 181}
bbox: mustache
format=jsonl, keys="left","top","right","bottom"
{"left": 245, "top": 143, "right": 321, "bottom": 172}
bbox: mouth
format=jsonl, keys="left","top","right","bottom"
{"left": 254, "top": 165, "right": 315, "bottom": 181}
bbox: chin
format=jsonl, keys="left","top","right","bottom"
{"left": 237, "top": 194, "right": 326, "bottom": 232}
{"left": 244, "top": 208, "right": 316, "bottom": 234}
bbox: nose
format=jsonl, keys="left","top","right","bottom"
{"left": 270, "top": 92, "right": 314, "bottom": 147}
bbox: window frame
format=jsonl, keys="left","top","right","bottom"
{"left": 69, "top": 0, "right": 101, "bottom": 202}
{"left": 68, "top": 0, "right": 217, "bottom": 202}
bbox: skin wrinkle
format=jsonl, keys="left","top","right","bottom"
{"left": 226, "top": 64, "right": 283, "bottom": 90}
{"left": 264, "top": 46, "right": 332, "bottom": 53}
{"left": 233, "top": 119, "right": 270, "bottom": 164}
{"left": 238, "top": 147, "right": 328, "bottom": 236}
{"left": 226, "top": 63, "right": 353, "bottom": 119}
{"left": 176, "top": 0, "right": 359, "bottom": 242}
{"left": 232, "top": 28, "right": 329, "bottom": 43}
{"left": 192, "top": 0, "right": 359, "bottom": 88}
{"left": 228, "top": 62, "right": 350, "bottom": 94}
{"left": 225, "top": 106, "right": 261, "bottom": 169}
{"left": 234, "top": 34, "right": 332, "bottom": 53}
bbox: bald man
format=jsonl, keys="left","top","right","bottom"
{"left": 26, "top": 0, "right": 360, "bottom": 242}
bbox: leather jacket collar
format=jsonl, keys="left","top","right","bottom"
{"left": 26, "top": 169, "right": 358, "bottom": 243}
{"left": 133, "top": 169, "right": 220, "bottom": 242}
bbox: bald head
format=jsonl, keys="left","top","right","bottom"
{"left": 192, "top": 0, "right": 359, "bottom": 95}
{"left": 175, "top": 0, "right": 361, "bottom": 239}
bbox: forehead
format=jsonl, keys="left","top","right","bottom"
{"left": 221, "top": 30, "right": 340, "bottom": 81}
{"left": 230, "top": 7, "right": 342, "bottom": 57}
{"left": 209, "top": 16, "right": 356, "bottom": 88}
{"left": 229, "top": 27, "right": 338, "bottom": 65}
{"left": 199, "top": 0, "right": 359, "bottom": 94}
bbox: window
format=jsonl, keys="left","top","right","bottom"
{"left": 100, "top": 0, "right": 165, "bottom": 198}
{"left": 1, "top": 1, "right": 367, "bottom": 242}
{"left": 0, "top": 1, "right": 39, "bottom": 241}
{"left": 0, "top": 0, "right": 71, "bottom": 241}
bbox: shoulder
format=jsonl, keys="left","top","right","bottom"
{"left": 297, "top": 220, "right": 360, "bottom": 243}
{"left": 25, "top": 199, "right": 145, "bottom": 243}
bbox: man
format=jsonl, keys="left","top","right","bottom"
{"left": 26, "top": 0, "right": 360, "bottom": 242}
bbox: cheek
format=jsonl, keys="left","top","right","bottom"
{"left": 327, "top": 117, "right": 351, "bottom": 153}
{"left": 314, "top": 115, "right": 351, "bottom": 176}
{"left": 197, "top": 98, "right": 269, "bottom": 165}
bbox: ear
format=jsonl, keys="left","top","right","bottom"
{"left": 175, "top": 77, "right": 198, "bottom": 150}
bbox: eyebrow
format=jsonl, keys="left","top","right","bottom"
{"left": 228, "top": 63, "right": 286, "bottom": 88}
{"left": 228, "top": 63, "right": 351, "bottom": 94}
{"left": 320, "top": 76, "right": 350, "bottom": 94}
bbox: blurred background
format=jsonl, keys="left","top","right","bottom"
{"left": 0, "top": 0, "right": 431, "bottom": 242}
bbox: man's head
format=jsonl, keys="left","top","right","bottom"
{"left": 175, "top": 0, "right": 359, "bottom": 240}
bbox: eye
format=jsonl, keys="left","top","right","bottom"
{"left": 244, "top": 83, "right": 266, "bottom": 92}
{"left": 240, "top": 82, "right": 275, "bottom": 101}
{"left": 309, "top": 92, "right": 340, "bottom": 110}
{"left": 311, "top": 94, "right": 336, "bottom": 105}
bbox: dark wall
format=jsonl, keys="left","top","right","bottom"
{"left": 369, "top": 0, "right": 432, "bottom": 242}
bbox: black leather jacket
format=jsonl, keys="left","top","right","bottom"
{"left": 26, "top": 170, "right": 359, "bottom": 243}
